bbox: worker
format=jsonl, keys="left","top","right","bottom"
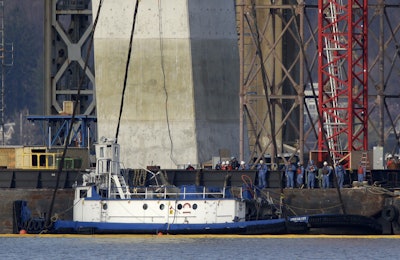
{"left": 230, "top": 157, "right": 240, "bottom": 170}
{"left": 238, "top": 161, "right": 247, "bottom": 170}
{"left": 306, "top": 160, "right": 317, "bottom": 189}
{"left": 357, "top": 162, "right": 366, "bottom": 183}
{"left": 334, "top": 161, "right": 345, "bottom": 188}
{"left": 226, "top": 160, "right": 233, "bottom": 170}
{"left": 285, "top": 162, "right": 296, "bottom": 189}
{"left": 296, "top": 162, "right": 304, "bottom": 189}
{"left": 221, "top": 161, "right": 227, "bottom": 170}
{"left": 257, "top": 160, "right": 268, "bottom": 188}
{"left": 321, "top": 161, "right": 332, "bottom": 189}
{"left": 387, "top": 154, "right": 396, "bottom": 169}
{"left": 215, "top": 161, "right": 221, "bottom": 170}
{"left": 186, "top": 162, "right": 195, "bottom": 170}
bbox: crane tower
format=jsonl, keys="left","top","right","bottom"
{"left": 317, "top": 0, "right": 368, "bottom": 166}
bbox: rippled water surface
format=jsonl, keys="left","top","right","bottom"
{"left": 1, "top": 236, "right": 399, "bottom": 259}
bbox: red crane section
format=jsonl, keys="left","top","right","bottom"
{"left": 317, "top": 0, "right": 368, "bottom": 166}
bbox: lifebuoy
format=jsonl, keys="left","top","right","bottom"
{"left": 382, "top": 205, "right": 398, "bottom": 222}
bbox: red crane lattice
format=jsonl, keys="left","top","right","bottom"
{"left": 317, "top": 0, "right": 368, "bottom": 166}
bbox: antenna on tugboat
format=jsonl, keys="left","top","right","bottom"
{"left": 115, "top": 0, "right": 140, "bottom": 143}
{"left": 45, "top": 0, "right": 105, "bottom": 231}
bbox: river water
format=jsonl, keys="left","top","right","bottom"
{"left": 0, "top": 235, "right": 399, "bottom": 259}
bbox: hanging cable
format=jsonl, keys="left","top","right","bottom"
{"left": 45, "top": 0, "right": 105, "bottom": 230}
{"left": 115, "top": 0, "right": 141, "bottom": 142}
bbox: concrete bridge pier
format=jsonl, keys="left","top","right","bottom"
{"left": 93, "top": 0, "right": 241, "bottom": 169}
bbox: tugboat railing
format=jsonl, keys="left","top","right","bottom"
{"left": 93, "top": 158, "right": 250, "bottom": 200}
{"left": 108, "top": 185, "right": 246, "bottom": 200}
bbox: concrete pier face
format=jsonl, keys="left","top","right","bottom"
{"left": 93, "top": 1, "right": 240, "bottom": 168}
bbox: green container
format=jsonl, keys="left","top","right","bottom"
{"left": 56, "top": 157, "right": 74, "bottom": 169}
{"left": 73, "top": 158, "right": 82, "bottom": 169}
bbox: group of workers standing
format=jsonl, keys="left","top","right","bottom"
{"left": 284, "top": 159, "right": 368, "bottom": 189}
{"left": 215, "top": 158, "right": 268, "bottom": 187}
{"left": 215, "top": 157, "right": 247, "bottom": 171}
{"left": 213, "top": 157, "right": 370, "bottom": 189}
{"left": 238, "top": 159, "right": 349, "bottom": 189}
{"left": 279, "top": 160, "right": 350, "bottom": 189}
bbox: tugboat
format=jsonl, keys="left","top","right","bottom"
{"left": 25, "top": 137, "right": 297, "bottom": 235}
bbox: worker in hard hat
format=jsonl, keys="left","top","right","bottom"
{"left": 296, "top": 162, "right": 304, "bottom": 189}
{"left": 230, "top": 157, "right": 240, "bottom": 170}
{"left": 285, "top": 161, "right": 296, "bottom": 189}
{"left": 186, "top": 162, "right": 195, "bottom": 170}
{"left": 238, "top": 161, "right": 247, "bottom": 170}
{"left": 257, "top": 160, "right": 268, "bottom": 188}
{"left": 357, "top": 162, "right": 366, "bottom": 183}
{"left": 334, "top": 161, "right": 346, "bottom": 188}
{"left": 387, "top": 154, "right": 396, "bottom": 170}
{"left": 321, "top": 161, "right": 332, "bottom": 189}
{"left": 306, "top": 160, "right": 317, "bottom": 189}
{"left": 221, "top": 161, "right": 227, "bottom": 170}
{"left": 215, "top": 161, "right": 222, "bottom": 170}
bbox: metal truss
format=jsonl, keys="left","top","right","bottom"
{"left": 39, "top": 0, "right": 96, "bottom": 148}
{"left": 26, "top": 115, "right": 96, "bottom": 148}
{"left": 317, "top": 0, "right": 368, "bottom": 165}
{"left": 236, "top": 0, "right": 400, "bottom": 166}
{"left": 44, "top": 0, "right": 95, "bottom": 116}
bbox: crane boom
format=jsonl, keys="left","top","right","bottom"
{"left": 317, "top": 0, "right": 368, "bottom": 167}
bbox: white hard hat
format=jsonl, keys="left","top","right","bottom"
{"left": 240, "top": 161, "right": 245, "bottom": 165}
{"left": 221, "top": 161, "right": 226, "bottom": 165}
{"left": 323, "top": 161, "right": 328, "bottom": 166}
{"left": 388, "top": 154, "right": 393, "bottom": 158}
{"left": 260, "top": 160, "right": 264, "bottom": 164}
{"left": 226, "top": 161, "right": 230, "bottom": 164}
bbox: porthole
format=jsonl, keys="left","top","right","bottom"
{"left": 160, "top": 204, "right": 165, "bottom": 210}
{"left": 177, "top": 204, "right": 182, "bottom": 210}
{"left": 102, "top": 203, "right": 108, "bottom": 210}
{"left": 193, "top": 204, "right": 198, "bottom": 210}
{"left": 143, "top": 203, "right": 148, "bottom": 210}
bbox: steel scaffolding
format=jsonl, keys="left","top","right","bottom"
{"left": 237, "top": 0, "right": 400, "bottom": 168}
